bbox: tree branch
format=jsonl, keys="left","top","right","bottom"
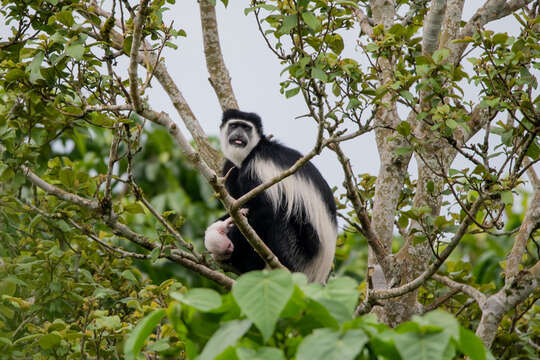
{"left": 422, "top": 0, "right": 447, "bottom": 55}
{"left": 19, "top": 165, "right": 234, "bottom": 289}
{"left": 128, "top": 0, "right": 150, "bottom": 113}
{"left": 449, "top": 0, "right": 535, "bottom": 65}
{"left": 372, "top": 196, "right": 485, "bottom": 300}
{"left": 199, "top": 0, "right": 239, "bottom": 111}
{"left": 505, "top": 188, "right": 540, "bottom": 282}
{"left": 432, "top": 274, "right": 487, "bottom": 306}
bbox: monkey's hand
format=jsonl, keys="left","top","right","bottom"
{"left": 204, "top": 220, "right": 234, "bottom": 260}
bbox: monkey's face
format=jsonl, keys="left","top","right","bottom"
{"left": 220, "top": 119, "right": 261, "bottom": 167}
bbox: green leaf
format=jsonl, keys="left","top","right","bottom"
{"left": 394, "top": 146, "right": 413, "bottom": 156}
{"left": 396, "top": 121, "right": 412, "bottom": 137}
{"left": 124, "top": 309, "right": 166, "bottom": 360}
{"left": 286, "top": 87, "right": 301, "bottom": 98}
{"left": 171, "top": 288, "right": 222, "bottom": 312}
{"left": 302, "top": 12, "right": 321, "bottom": 32}
{"left": 199, "top": 319, "right": 252, "bottom": 360}
{"left": 121, "top": 270, "right": 138, "bottom": 283}
{"left": 400, "top": 90, "right": 415, "bottom": 103}
{"left": 280, "top": 15, "right": 298, "bottom": 34}
{"left": 394, "top": 330, "right": 450, "bottom": 360}
{"left": 237, "top": 347, "right": 286, "bottom": 360}
{"left": 311, "top": 67, "right": 328, "bottom": 82}
{"left": 27, "top": 51, "right": 45, "bottom": 83}
{"left": 500, "top": 190, "right": 513, "bottom": 205}
{"left": 433, "top": 48, "right": 450, "bottom": 64}
{"left": 426, "top": 180, "right": 435, "bottom": 194}
{"left": 232, "top": 269, "right": 294, "bottom": 342}
{"left": 39, "top": 332, "right": 62, "bottom": 350}
{"left": 297, "top": 328, "right": 368, "bottom": 360}
{"left": 459, "top": 327, "right": 486, "bottom": 360}
{"left": 66, "top": 43, "right": 85, "bottom": 60}
{"left": 95, "top": 315, "right": 122, "bottom": 330}
{"left": 446, "top": 119, "right": 458, "bottom": 129}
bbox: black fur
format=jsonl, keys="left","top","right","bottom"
{"left": 218, "top": 111, "right": 336, "bottom": 275}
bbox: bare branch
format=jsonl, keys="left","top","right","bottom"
{"left": 199, "top": 0, "right": 239, "bottom": 111}
{"left": 103, "top": 126, "right": 121, "bottom": 208}
{"left": 422, "top": 0, "right": 447, "bottom": 55}
{"left": 449, "top": 0, "right": 535, "bottom": 65}
{"left": 352, "top": 7, "right": 374, "bottom": 37}
{"left": 333, "top": 144, "right": 390, "bottom": 269}
{"left": 128, "top": 0, "right": 150, "bottom": 113}
{"left": 432, "top": 274, "right": 487, "bottom": 306}
{"left": 505, "top": 189, "right": 540, "bottom": 282}
{"left": 22, "top": 165, "right": 100, "bottom": 212}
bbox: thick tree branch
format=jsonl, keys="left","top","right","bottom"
{"left": 505, "top": 187, "right": 540, "bottom": 282}
{"left": 449, "top": 0, "right": 535, "bottom": 65}
{"left": 476, "top": 261, "right": 540, "bottom": 347}
{"left": 352, "top": 7, "right": 374, "bottom": 37}
{"left": 438, "top": 0, "right": 464, "bottom": 49}
{"left": 422, "top": 0, "right": 447, "bottom": 55}
{"left": 199, "top": 0, "right": 239, "bottom": 111}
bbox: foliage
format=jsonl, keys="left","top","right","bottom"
{"left": 124, "top": 269, "right": 494, "bottom": 360}
{"left": 0, "top": 0, "right": 539, "bottom": 359}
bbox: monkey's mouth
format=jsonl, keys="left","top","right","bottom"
{"left": 229, "top": 137, "right": 247, "bottom": 147}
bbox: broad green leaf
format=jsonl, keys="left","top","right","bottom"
{"left": 311, "top": 67, "right": 328, "bottom": 82}
{"left": 124, "top": 309, "right": 166, "bottom": 360}
{"left": 66, "top": 43, "right": 85, "bottom": 60}
{"left": 459, "top": 327, "right": 486, "bottom": 360}
{"left": 297, "top": 328, "right": 368, "bottom": 360}
{"left": 232, "top": 269, "right": 293, "bottom": 342}
{"left": 394, "top": 330, "right": 450, "bottom": 360}
{"left": 199, "top": 319, "right": 252, "bottom": 360}
{"left": 302, "top": 12, "right": 321, "bottom": 32}
{"left": 237, "top": 347, "right": 286, "bottom": 360}
{"left": 95, "top": 315, "right": 122, "bottom": 330}
{"left": 171, "top": 288, "right": 222, "bottom": 312}
{"left": 325, "top": 277, "right": 358, "bottom": 314}
{"left": 395, "top": 146, "right": 413, "bottom": 156}
{"left": 286, "top": 87, "right": 301, "bottom": 98}
{"left": 446, "top": 118, "right": 458, "bottom": 129}
{"left": 27, "top": 51, "right": 45, "bottom": 83}
{"left": 280, "top": 15, "right": 298, "bottom": 34}
{"left": 39, "top": 332, "right": 62, "bottom": 350}
{"left": 415, "top": 310, "right": 460, "bottom": 340}
{"left": 500, "top": 190, "right": 513, "bottom": 205}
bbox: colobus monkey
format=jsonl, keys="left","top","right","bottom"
{"left": 204, "top": 109, "right": 337, "bottom": 283}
